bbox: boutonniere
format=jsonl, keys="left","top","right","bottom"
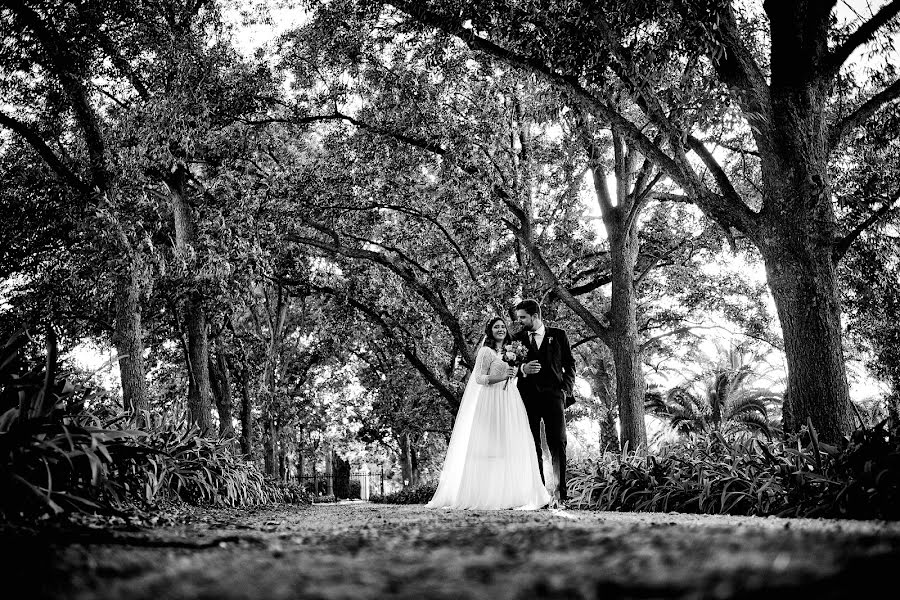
{"left": 547, "top": 336, "right": 554, "bottom": 345}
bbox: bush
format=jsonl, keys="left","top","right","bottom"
{"left": 0, "top": 328, "right": 298, "bottom": 522}
{"left": 370, "top": 481, "right": 437, "bottom": 504}
{"left": 272, "top": 481, "right": 313, "bottom": 505}
{"left": 568, "top": 420, "right": 900, "bottom": 520}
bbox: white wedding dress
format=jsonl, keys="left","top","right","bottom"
{"left": 427, "top": 346, "right": 551, "bottom": 510}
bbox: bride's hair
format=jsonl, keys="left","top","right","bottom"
{"left": 482, "top": 316, "right": 512, "bottom": 349}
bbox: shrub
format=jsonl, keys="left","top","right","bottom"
{"left": 370, "top": 481, "right": 437, "bottom": 504}
{"left": 568, "top": 419, "right": 900, "bottom": 520}
{"left": 0, "top": 328, "right": 300, "bottom": 522}
{"left": 272, "top": 481, "right": 313, "bottom": 505}
{"left": 130, "top": 413, "right": 286, "bottom": 508}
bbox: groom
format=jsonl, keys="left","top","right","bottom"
{"left": 514, "top": 299, "right": 576, "bottom": 506}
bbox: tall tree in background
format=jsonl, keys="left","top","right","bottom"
{"left": 0, "top": 0, "right": 151, "bottom": 419}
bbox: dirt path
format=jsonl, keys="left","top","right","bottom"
{"left": 6, "top": 502, "right": 900, "bottom": 599}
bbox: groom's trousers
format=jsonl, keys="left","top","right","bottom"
{"left": 523, "top": 390, "right": 567, "bottom": 501}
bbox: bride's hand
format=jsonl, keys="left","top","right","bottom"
{"left": 506, "top": 366, "right": 517, "bottom": 378}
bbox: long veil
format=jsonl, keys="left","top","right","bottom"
{"left": 426, "top": 339, "right": 485, "bottom": 508}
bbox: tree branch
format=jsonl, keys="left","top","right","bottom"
{"left": 833, "top": 193, "right": 900, "bottom": 261}
{"left": 388, "top": 1, "right": 697, "bottom": 193}
{"left": 686, "top": 134, "right": 758, "bottom": 234}
{"left": 829, "top": 77, "right": 900, "bottom": 149}
{"left": 288, "top": 228, "right": 474, "bottom": 368}
{"left": 310, "top": 284, "right": 462, "bottom": 415}
{"left": 502, "top": 216, "right": 611, "bottom": 344}
{"left": 8, "top": 0, "right": 110, "bottom": 192}
{"left": 0, "top": 111, "right": 92, "bottom": 195}
{"left": 821, "top": 0, "right": 900, "bottom": 78}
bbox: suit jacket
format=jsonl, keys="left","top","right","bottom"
{"left": 514, "top": 326, "right": 576, "bottom": 404}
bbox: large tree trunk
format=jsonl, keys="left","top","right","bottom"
{"left": 755, "top": 43, "right": 855, "bottom": 443}
{"left": 263, "top": 417, "right": 279, "bottom": 478}
{"left": 296, "top": 434, "right": 305, "bottom": 483}
{"left": 167, "top": 165, "right": 214, "bottom": 435}
{"left": 112, "top": 272, "right": 148, "bottom": 423}
{"left": 236, "top": 364, "right": 253, "bottom": 457}
{"left": 324, "top": 442, "right": 334, "bottom": 496}
{"left": 410, "top": 439, "right": 419, "bottom": 486}
{"left": 607, "top": 216, "right": 649, "bottom": 453}
{"left": 208, "top": 348, "right": 236, "bottom": 441}
{"left": 399, "top": 433, "right": 414, "bottom": 487}
{"left": 183, "top": 301, "right": 214, "bottom": 434}
{"left": 761, "top": 234, "right": 854, "bottom": 442}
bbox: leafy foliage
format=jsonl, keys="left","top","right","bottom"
{"left": 569, "top": 420, "right": 900, "bottom": 520}
{"left": 645, "top": 341, "right": 782, "bottom": 440}
{"left": 370, "top": 480, "right": 438, "bottom": 504}
{"left": 0, "top": 329, "right": 305, "bottom": 523}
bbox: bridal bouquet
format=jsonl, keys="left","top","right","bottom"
{"left": 501, "top": 340, "right": 529, "bottom": 389}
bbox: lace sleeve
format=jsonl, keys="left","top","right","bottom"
{"left": 473, "top": 346, "right": 493, "bottom": 385}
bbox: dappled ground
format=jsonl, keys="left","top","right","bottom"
{"left": 4, "top": 502, "right": 900, "bottom": 599}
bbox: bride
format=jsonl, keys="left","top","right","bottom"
{"left": 427, "top": 316, "right": 550, "bottom": 510}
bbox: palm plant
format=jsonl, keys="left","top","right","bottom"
{"left": 646, "top": 341, "right": 783, "bottom": 440}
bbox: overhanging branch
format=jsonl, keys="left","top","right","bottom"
{"left": 310, "top": 283, "right": 463, "bottom": 414}
{"left": 829, "top": 77, "right": 900, "bottom": 150}
{"left": 821, "top": 0, "right": 900, "bottom": 78}
{"left": 0, "top": 111, "right": 92, "bottom": 195}
{"left": 833, "top": 193, "right": 900, "bottom": 261}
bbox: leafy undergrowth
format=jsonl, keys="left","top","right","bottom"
{"left": 370, "top": 481, "right": 438, "bottom": 504}
{"left": 569, "top": 419, "right": 900, "bottom": 520}
{"left": 0, "top": 328, "right": 310, "bottom": 527}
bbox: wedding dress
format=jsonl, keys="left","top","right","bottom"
{"left": 427, "top": 346, "right": 550, "bottom": 510}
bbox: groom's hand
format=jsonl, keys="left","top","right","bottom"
{"left": 522, "top": 360, "right": 541, "bottom": 375}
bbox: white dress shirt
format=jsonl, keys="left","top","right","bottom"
{"left": 522, "top": 324, "right": 546, "bottom": 377}
{"left": 530, "top": 324, "right": 546, "bottom": 350}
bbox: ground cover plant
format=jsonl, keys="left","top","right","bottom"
{"left": 568, "top": 419, "right": 900, "bottom": 520}
{"left": 370, "top": 481, "right": 438, "bottom": 504}
{"left": 0, "top": 329, "right": 308, "bottom": 524}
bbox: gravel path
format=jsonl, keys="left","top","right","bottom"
{"left": 6, "top": 502, "right": 900, "bottom": 599}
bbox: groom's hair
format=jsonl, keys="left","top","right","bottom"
{"left": 515, "top": 299, "right": 541, "bottom": 318}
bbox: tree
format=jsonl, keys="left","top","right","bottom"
{"left": 0, "top": 0, "right": 151, "bottom": 420}
{"left": 376, "top": 0, "right": 900, "bottom": 444}
{"left": 280, "top": 1, "right": 792, "bottom": 453}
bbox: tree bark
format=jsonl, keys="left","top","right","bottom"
{"left": 399, "top": 433, "right": 414, "bottom": 487}
{"left": 263, "top": 417, "right": 279, "bottom": 478}
{"left": 208, "top": 348, "right": 236, "bottom": 441}
{"left": 752, "top": 31, "right": 855, "bottom": 443}
{"left": 112, "top": 272, "right": 149, "bottom": 423}
{"left": 296, "top": 435, "right": 305, "bottom": 483}
{"left": 410, "top": 439, "right": 419, "bottom": 486}
{"left": 607, "top": 220, "right": 649, "bottom": 452}
{"left": 166, "top": 165, "right": 214, "bottom": 435}
{"left": 761, "top": 232, "right": 854, "bottom": 442}
{"left": 236, "top": 364, "right": 254, "bottom": 457}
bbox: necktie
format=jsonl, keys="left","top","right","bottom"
{"left": 528, "top": 331, "right": 538, "bottom": 352}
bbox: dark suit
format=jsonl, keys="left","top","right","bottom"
{"left": 515, "top": 326, "right": 576, "bottom": 501}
